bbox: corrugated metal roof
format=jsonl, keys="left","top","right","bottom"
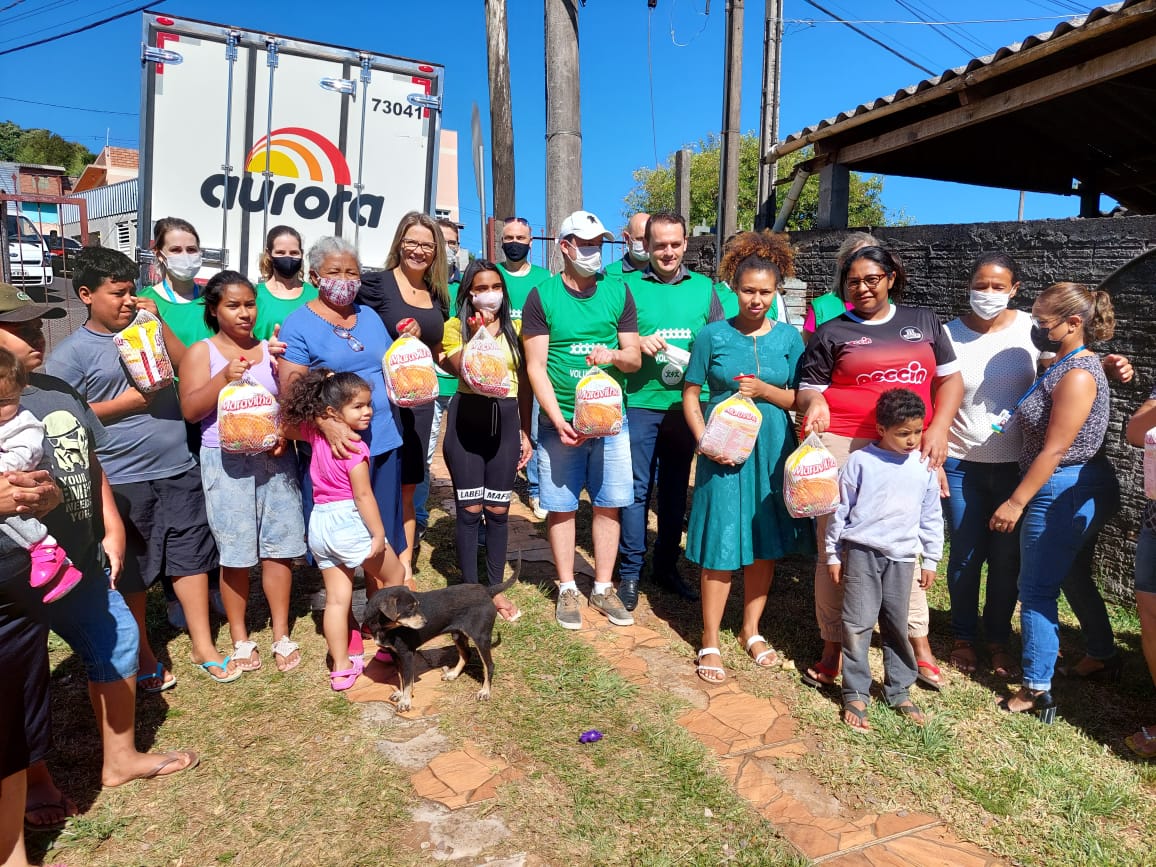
{"left": 60, "top": 178, "right": 138, "bottom": 223}
{"left": 774, "top": 0, "right": 1149, "bottom": 156}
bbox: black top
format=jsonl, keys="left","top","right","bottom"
{"left": 357, "top": 269, "right": 447, "bottom": 349}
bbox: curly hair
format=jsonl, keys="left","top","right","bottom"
{"left": 718, "top": 230, "right": 795, "bottom": 287}
{"left": 281, "top": 368, "right": 372, "bottom": 427}
{"left": 875, "top": 388, "right": 926, "bottom": 429}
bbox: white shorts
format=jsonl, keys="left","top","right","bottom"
{"left": 308, "top": 500, "right": 373, "bottom": 570}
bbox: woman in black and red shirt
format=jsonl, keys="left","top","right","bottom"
{"left": 796, "top": 246, "right": 964, "bottom": 690}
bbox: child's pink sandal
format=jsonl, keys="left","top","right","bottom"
{"left": 328, "top": 655, "right": 364, "bottom": 692}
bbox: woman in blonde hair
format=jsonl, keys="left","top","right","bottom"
{"left": 990, "top": 282, "right": 1121, "bottom": 722}
{"left": 254, "top": 224, "right": 316, "bottom": 340}
{"left": 357, "top": 211, "right": 449, "bottom": 583}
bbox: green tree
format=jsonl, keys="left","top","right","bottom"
{"left": 623, "top": 133, "right": 908, "bottom": 231}
{"left": 1, "top": 123, "right": 96, "bottom": 175}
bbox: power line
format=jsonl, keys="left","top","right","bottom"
{"left": 783, "top": 14, "right": 1079, "bottom": 25}
{"left": 799, "top": 0, "right": 937, "bottom": 76}
{"left": 908, "top": 0, "right": 990, "bottom": 55}
{"left": 0, "top": 0, "right": 31, "bottom": 13}
{"left": 0, "top": 95, "right": 137, "bottom": 116}
{"left": 646, "top": 5, "right": 660, "bottom": 169}
{"left": 893, "top": 0, "right": 975, "bottom": 56}
{"left": 0, "top": 0, "right": 164, "bottom": 57}
{"left": 0, "top": 0, "right": 117, "bottom": 44}
{"left": 1, "top": 0, "right": 82, "bottom": 28}
{"left": 823, "top": 0, "right": 945, "bottom": 71}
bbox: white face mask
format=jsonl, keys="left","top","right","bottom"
{"left": 472, "top": 289, "right": 503, "bottom": 313}
{"left": 969, "top": 289, "right": 1011, "bottom": 320}
{"left": 628, "top": 238, "right": 648, "bottom": 262}
{"left": 164, "top": 251, "right": 202, "bottom": 281}
{"left": 567, "top": 243, "right": 602, "bottom": 277}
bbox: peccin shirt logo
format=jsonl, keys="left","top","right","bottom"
{"left": 200, "top": 127, "right": 384, "bottom": 228}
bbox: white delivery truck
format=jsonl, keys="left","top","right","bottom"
{"left": 137, "top": 11, "right": 444, "bottom": 277}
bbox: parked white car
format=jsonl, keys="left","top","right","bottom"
{"left": 4, "top": 214, "right": 53, "bottom": 290}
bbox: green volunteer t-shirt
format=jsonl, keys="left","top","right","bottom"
{"left": 137, "top": 283, "right": 213, "bottom": 347}
{"left": 497, "top": 262, "right": 551, "bottom": 321}
{"left": 437, "top": 280, "right": 460, "bottom": 397}
{"left": 253, "top": 281, "right": 318, "bottom": 340}
{"left": 623, "top": 269, "right": 717, "bottom": 410}
{"left": 537, "top": 273, "right": 627, "bottom": 419}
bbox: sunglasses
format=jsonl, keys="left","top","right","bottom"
{"left": 333, "top": 325, "right": 365, "bottom": 352}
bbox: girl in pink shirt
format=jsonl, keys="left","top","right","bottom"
{"left": 283, "top": 368, "right": 404, "bottom": 690}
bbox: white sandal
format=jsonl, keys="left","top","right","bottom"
{"left": 232, "top": 639, "right": 262, "bottom": 672}
{"left": 271, "top": 636, "right": 301, "bottom": 673}
{"left": 744, "top": 634, "right": 781, "bottom": 669}
{"left": 696, "top": 648, "right": 726, "bottom": 684}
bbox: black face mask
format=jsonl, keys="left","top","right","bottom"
{"left": 502, "top": 241, "right": 530, "bottom": 263}
{"left": 1030, "top": 323, "right": 1063, "bottom": 353}
{"left": 270, "top": 255, "right": 302, "bottom": 278}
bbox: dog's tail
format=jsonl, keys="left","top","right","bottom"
{"left": 489, "top": 552, "right": 522, "bottom": 596}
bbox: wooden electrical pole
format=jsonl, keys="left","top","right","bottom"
{"left": 755, "top": 0, "right": 783, "bottom": 231}
{"left": 545, "top": 0, "right": 582, "bottom": 271}
{"left": 486, "top": 0, "right": 516, "bottom": 233}
{"left": 717, "top": 0, "right": 744, "bottom": 267}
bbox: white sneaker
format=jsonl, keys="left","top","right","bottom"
{"left": 529, "top": 496, "right": 548, "bottom": 520}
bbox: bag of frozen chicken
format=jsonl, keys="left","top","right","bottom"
{"left": 698, "top": 394, "right": 762, "bottom": 465}
{"left": 114, "top": 310, "right": 174, "bottom": 393}
{"left": 783, "top": 432, "right": 840, "bottom": 518}
{"left": 382, "top": 335, "right": 438, "bottom": 407}
{"left": 460, "top": 326, "right": 511, "bottom": 398}
{"left": 218, "top": 372, "right": 280, "bottom": 454}
{"left": 572, "top": 366, "right": 624, "bottom": 437}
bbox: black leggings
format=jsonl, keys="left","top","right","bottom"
{"left": 443, "top": 393, "right": 521, "bottom": 585}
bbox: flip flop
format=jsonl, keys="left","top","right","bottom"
{"left": 742, "top": 634, "right": 782, "bottom": 669}
{"left": 141, "top": 750, "right": 200, "bottom": 780}
{"left": 801, "top": 660, "right": 839, "bottom": 689}
{"left": 232, "top": 640, "right": 262, "bottom": 672}
{"left": 695, "top": 648, "right": 726, "bottom": 684}
{"left": 1125, "top": 726, "right": 1156, "bottom": 760}
{"left": 893, "top": 700, "right": 927, "bottom": 725}
{"left": 349, "top": 628, "right": 365, "bottom": 658}
{"left": 194, "top": 655, "right": 242, "bottom": 684}
{"left": 271, "top": 636, "right": 302, "bottom": 673}
{"left": 916, "top": 659, "right": 943, "bottom": 690}
{"left": 24, "top": 792, "right": 77, "bottom": 832}
{"left": 136, "top": 662, "right": 177, "bottom": 694}
{"left": 842, "top": 701, "right": 871, "bottom": 734}
{"left": 949, "top": 640, "right": 977, "bottom": 674}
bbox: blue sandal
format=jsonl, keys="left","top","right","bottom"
{"left": 137, "top": 662, "right": 177, "bottom": 694}
{"left": 195, "top": 655, "right": 242, "bottom": 684}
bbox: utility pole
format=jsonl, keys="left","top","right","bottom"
{"left": 486, "top": 0, "right": 516, "bottom": 237}
{"left": 544, "top": 0, "right": 582, "bottom": 271}
{"left": 717, "top": 0, "right": 743, "bottom": 268}
{"left": 755, "top": 0, "right": 783, "bottom": 231}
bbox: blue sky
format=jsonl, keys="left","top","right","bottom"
{"left": 0, "top": 0, "right": 1103, "bottom": 253}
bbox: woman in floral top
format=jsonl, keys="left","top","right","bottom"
{"left": 1126, "top": 389, "right": 1156, "bottom": 757}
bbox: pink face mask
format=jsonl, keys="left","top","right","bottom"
{"left": 318, "top": 277, "right": 360, "bottom": 306}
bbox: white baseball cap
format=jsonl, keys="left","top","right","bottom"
{"left": 556, "top": 210, "right": 613, "bottom": 244}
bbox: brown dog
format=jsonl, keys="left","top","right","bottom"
{"left": 363, "top": 573, "right": 517, "bottom": 711}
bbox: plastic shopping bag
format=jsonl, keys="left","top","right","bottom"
{"left": 698, "top": 394, "right": 762, "bottom": 465}
{"left": 382, "top": 335, "right": 438, "bottom": 407}
{"left": 114, "top": 310, "right": 174, "bottom": 393}
{"left": 460, "top": 326, "right": 511, "bottom": 397}
{"left": 218, "top": 372, "right": 280, "bottom": 454}
{"left": 783, "top": 432, "right": 840, "bottom": 518}
{"left": 573, "top": 367, "right": 624, "bottom": 437}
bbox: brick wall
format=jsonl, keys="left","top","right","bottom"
{"left": 789, "top": 215, "right": 1156, "bottom": 600}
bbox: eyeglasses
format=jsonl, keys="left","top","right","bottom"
{"left": 401, "top": 239, "right": 437, "bottom": 255}
{"left": 503, "top": 216, "right": 530, "bottom": 225}
{"left": 844, "top": 273, "right": 889, "bottom": 290}
{"left": 333, "top": 325, "right": 365, "bottom": 352}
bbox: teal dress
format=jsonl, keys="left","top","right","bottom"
{"left": 685, "top": 319, "right": 813, "bottom": 570}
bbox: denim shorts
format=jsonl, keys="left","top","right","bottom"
{"left": 48, "top": 576, "right": 139, "bottom": 683}
{"left": 536, "top": 414, "right": 633, "bottom": 512}
{"left": 200, "top": 447, "right": 307, "bottom": 568}
{"left": 1136, "top": 526, "right": 1156, "bottom": 595}
{"left": 308, "top": 500, "right": 373, "bottom": 570}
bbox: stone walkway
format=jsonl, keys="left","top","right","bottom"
{"left": 344, "top": 450, "right": 1005, "bottom": 865}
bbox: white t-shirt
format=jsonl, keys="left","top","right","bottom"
{"left": 944, "top": 311, "right": 1039, "bottom": 463}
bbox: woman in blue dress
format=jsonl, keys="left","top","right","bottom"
{"left": 683, "top": 232, "right": 813, "bottom": 683}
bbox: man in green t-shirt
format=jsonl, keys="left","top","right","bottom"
{"left": 620, "top": 212, "right": 723, "bottom": 610}
{"left": 522, "top": 210, "right": 641, "bottom": 631}
{"left": 496, "top": 216, "right": 553, "bottom": 518}
{"left": 603, "top": 211, "right": 650, "bottom": 279}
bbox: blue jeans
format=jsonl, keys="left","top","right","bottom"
{"left": 1019, "top": 457, "right": 1120, "bottom": 690}
{"left": 619, "top": 406, "right": 696, "bottom": 581}
{"left": 415, "top": 394, "right": 450, "bottom": 528}
{"left": 942, "top": 458, "right": 1020, "bottom": 645}
{"left": 525, "top": 397, "right": 541, "bottom": 500}
{"left": 1136, "top": 525, "right": 1156, "bottom": 594}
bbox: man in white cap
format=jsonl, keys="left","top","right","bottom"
{"left": 521, "top": 210, "right": 641, "bottom": 630}
{"left": 603, "top": 211, "right": 650, "bottom": 279}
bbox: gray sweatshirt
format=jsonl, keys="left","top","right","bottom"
{"left": 824, "top": 443, "right": 943, "bottom": 571}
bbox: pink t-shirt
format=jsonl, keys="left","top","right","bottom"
{"left": 306, "top": 425, "right": 370, "bottom": 503}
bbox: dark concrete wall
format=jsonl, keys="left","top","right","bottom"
{"left": 786, "top": 215, "right": 1156, "bottom": 599}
